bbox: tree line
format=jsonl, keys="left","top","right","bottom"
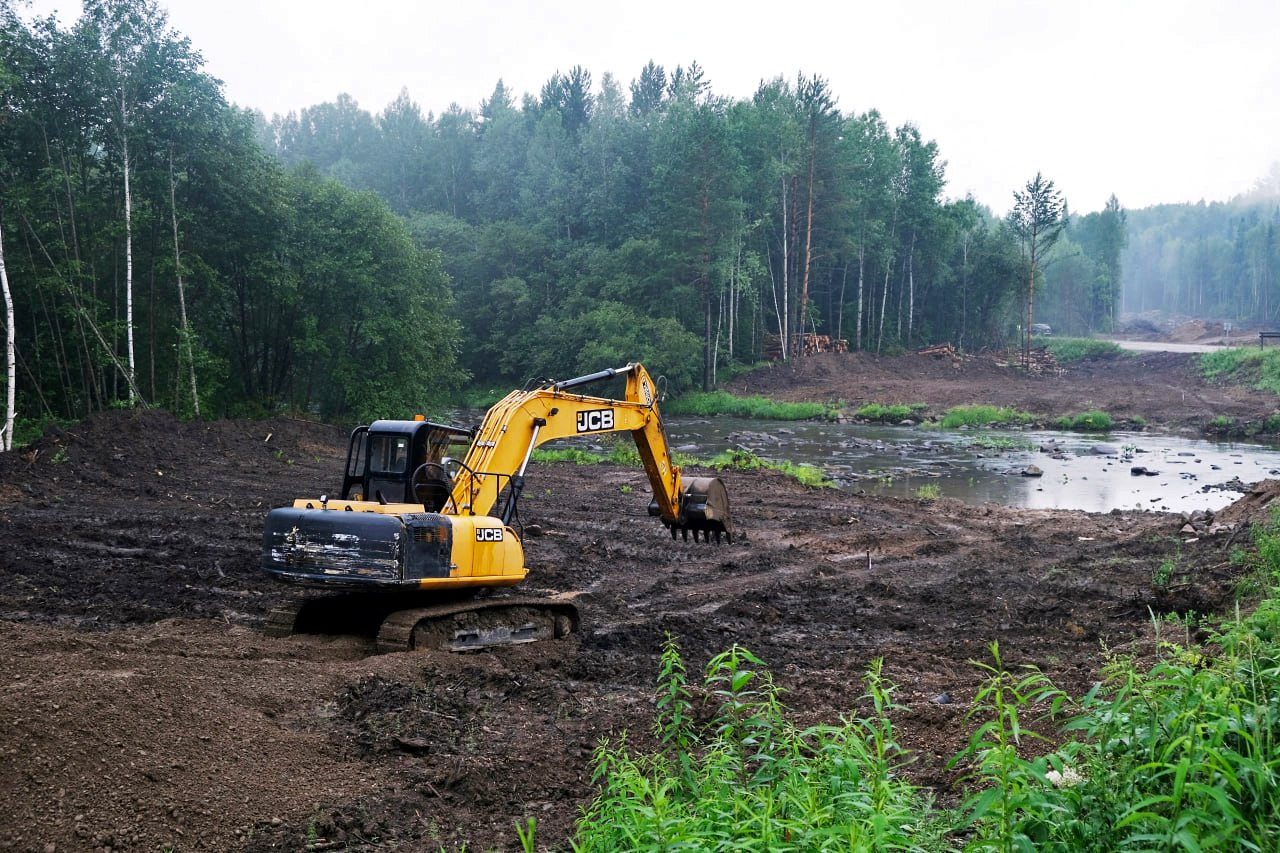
{"left": 0, "top": 0, "right": 463, "bottom": 439}
{"left": 1120, "top": 176, "right": 1280, "bottom": 323}
{"left": 1, "top": 0, "right": 1130, "bottom": 443}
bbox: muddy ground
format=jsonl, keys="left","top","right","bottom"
{"left": 2, "top": 351, "right": 1279, "bottom": 852}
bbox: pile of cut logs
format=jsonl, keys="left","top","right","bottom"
{"left": 764, "top": 334, "right": 850, "bottom": 360}
{"left": 917, "top": 343, "right": 961, "bottom": 359}
{"left": 992, "top": 347, "right": 1062, "bottom": 374}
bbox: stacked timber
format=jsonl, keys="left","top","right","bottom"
{"left": 764, "top": 334, "right": 850, "bottom": 360}
{"left": 992, "top": 347, "right": 1062, "bottom": 375}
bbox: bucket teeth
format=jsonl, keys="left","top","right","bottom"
{"left": 663, "top": 476, "right": 734, "bottom": 545}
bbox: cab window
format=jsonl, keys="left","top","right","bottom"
{"left": 368, "top": 434, "right": 410, "bottom": 474}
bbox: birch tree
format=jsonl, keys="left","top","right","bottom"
{"left": 85, "top": 0, "right": 194, "bottom": 405}
{"left": 0, "top": 216, "right": 14, "bottom": 451}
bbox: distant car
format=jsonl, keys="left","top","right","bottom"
{"left": 1031, "top": 323, "right": 1053, "bottom": 336}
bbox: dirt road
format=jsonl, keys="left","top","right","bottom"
{"left": 1, "top": 351, "right": 1275, "bottom": 851}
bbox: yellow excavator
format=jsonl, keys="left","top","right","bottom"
{"left": 261, "top": 363, "right": 733, "bottom": 651}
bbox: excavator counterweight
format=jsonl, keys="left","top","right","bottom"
{"left": 261, "top": 363, "right": 733, "bottom": 650}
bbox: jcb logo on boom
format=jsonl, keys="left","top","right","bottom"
{"left": 475, "top": 527, "right": 504, "bottom": 542}
{"left": 576, "top": 409, "right": 615, "bottom": 433}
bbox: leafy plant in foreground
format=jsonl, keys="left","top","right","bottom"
{"left": 572, "top": 641, "right": 941, "bottom": 851}
{"left": 951, "top": 642, "right": 1073, "bottom": 851}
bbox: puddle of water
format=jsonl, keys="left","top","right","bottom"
{"left": 667, "top": 418, "right": 1280, "bottom": 514}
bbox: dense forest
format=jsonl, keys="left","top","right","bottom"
{"left": 1, "top": 0, "right": 1137, "bottom": 440}
{"left": 1120, "top": 175, "right": 1280, "bottom": 323}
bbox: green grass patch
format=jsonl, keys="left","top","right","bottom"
{"left": 704, "top": 448, "right": 834, "bottom": 488}
{"left": 966, "top": 435, "right": 1036, "bottom": 451}
{"left": 530, "top": 447, "right": 602, "bottom": 465}
{"left": 855, "top": 402, "right": 928, "bottom": 422}
{"left": 940, "top": 404, "right": 1035, "bottom": 429}
{"left": 532, "top": 443, "right": 831, "bottom": 488}
{"left": 665, "top": 390, "right": 837, "bottom": 420}
{"left": 1044, "top": 337, "right": 1126, "bottom": 362}
{"left": 1053, "top": 410, "right": 1113, "bottom": 432}
{"left": 532, "top": 439, "right": 642, "bottom": 467}
{"left": 1201, "top": 347, "right": 1280, "bottom": 395}
{"left": 914, "top": 482, "right": 942, "bottom": 500}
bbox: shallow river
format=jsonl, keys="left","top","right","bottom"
{"left": 666, "top": 417, "right": 1280, "bottom": 514}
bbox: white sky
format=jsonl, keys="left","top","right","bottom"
{"left": 21, "top": 0, "right": 1280, "bottom": 214}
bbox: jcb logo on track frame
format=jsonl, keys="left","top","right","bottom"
{"left": 475, "top": 527, "right": 504, "bottom": 542}
{"left": 576, "top": 409, "right": 615, "bottom": 433}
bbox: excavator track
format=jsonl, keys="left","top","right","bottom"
{"left": 376, "top": 596, "right": 580, "bottom": 654}
{"left": 263, "top": 599, "right": 307, "bottom": 637}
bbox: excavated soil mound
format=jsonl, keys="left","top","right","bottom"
{"left": 0, "top": 374, "right": 1271, "bottom": 850}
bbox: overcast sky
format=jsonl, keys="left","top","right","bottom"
{"left": 22, "top": 0, "right": 1280, "bottom": 215}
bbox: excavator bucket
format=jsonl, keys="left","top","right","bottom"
{"left": 675, "top": 476, "right": 734, "bottom": 544}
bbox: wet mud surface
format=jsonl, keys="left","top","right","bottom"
{"left": 2, "top": 353, "right": 1277, "bottom": 851}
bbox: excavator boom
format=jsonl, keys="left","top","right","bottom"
{"left": 448, "top": 363, "right": 732, "bottom": 542}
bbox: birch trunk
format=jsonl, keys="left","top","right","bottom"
{"left": 906, "top": 227, "right": 917, "bottom": 347}
{"left": 122, "top": 94, "right": 137, "bottom": 403}
{"left": 836, "top": 261, "right": 848, "bottom": 344}
{"left": 1, "top": 219, "right": 15, "bottom": 451}
{"left": 856, "top": 241, "right": 865, "bottom": 351}
{"left": 169, "top": 149, "right": 200, "bottom": 417}
{"left": 779, "top": 175, "right": 789, "bottom": 361}
{"left": 877, "top": 256, "right": 891, "bottom": 353}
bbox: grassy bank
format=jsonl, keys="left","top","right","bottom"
{"left": 663, "top": 390, "right": 839, "bottom": 421}
{"left": 1043, "top": 337, "right": 1126, "bottom": 363}
{"left": 1201, "top": 347, "right": 1280, "bottom": 395}
{"left": 940, "top": 405, "right": 1035, "bottom": 429}
{"left": 532, "top": 511, "right": 1280, "bottom": 852}
{"left": 854, "top": 402, "right": 929, "bottom": 422}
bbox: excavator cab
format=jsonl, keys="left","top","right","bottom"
{"left": 340, "top": 419, "right": 475, "bottom": 509}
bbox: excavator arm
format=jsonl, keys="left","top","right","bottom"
{"left": 446, "top": 363, "right": 732, "bottom": 542}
